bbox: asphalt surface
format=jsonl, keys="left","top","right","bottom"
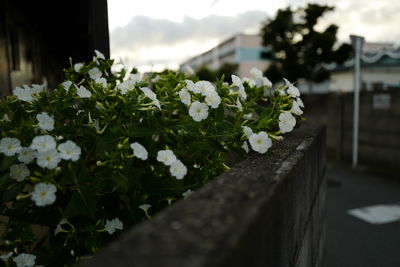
{"left": 326, "top": 163, "right": 400, "bottom": 267}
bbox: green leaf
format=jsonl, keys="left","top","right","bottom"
{"left": 0, "top": 156, "right": 17, "bottom": 171}
{"left": 127, "top": 127, "right": 155, "bottom": 138}
{"left": 3, "top": 183, "right": 25, "bottom": 201}
{"left": 0, "top": 172, "right": 10, "bottom": 188}
{"left": 186, "top": 141, "right": 213, "bottom": 153}
{"left": 64, "top": 187, "right": 97, "bottom": 220}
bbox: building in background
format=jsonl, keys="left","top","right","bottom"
{"left": 328, "top": 46, "right": 400, "bottom": 92}
{"left": 0, "top": 0, "right": 109, "bottom": 96}
{"left": 298, "top": 42, "right": 400, "bottom": 94}
{"left": 180, "top": 33, "right": 273, "bottom": 78}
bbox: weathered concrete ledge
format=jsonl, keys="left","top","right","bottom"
{"left": 80, "top": 123, "right": 327, "bottom": 267}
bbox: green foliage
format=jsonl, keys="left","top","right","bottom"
{"left": 195, "top": 63, "right": 238, "bottom": 82}
{"left": 0, "top": 52, "right": 303, "bottom": 265}
{"left": 261, "top": 3, "right": 353, "bottom": 83}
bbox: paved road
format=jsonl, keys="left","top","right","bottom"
{"left": 326, "top": 163, "right": 400, "bottom": 267}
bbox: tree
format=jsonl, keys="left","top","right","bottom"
{"left": 196, "top": 63, "right": 238, "bottom": 82}
{"left": 260, "top": 4, "right": 352, "bottom": 85}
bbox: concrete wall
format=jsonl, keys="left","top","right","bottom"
{"left": 80, "top": 123, "right": 327, "bottom": 267}
{"left": 237, "top": 34, "right": 263, "bottom": 49}
{"left": 302, "top": 88, "right": 400, "bottom": 173}
{"left": 238, "top": 61, "right": 270, "bottom": 77}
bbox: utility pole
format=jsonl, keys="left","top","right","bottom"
{"left": 350, "top": 35, "right": 364, "bottom": 167}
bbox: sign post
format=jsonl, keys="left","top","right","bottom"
{"left": 350, "top": 35, "right": 365, "bottom": 167}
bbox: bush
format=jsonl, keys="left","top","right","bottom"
{"left": 0, "top": 51, "right": 304, "bottom": 266}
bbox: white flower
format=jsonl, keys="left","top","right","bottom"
{"left": 31, "top": 84, "right": 46, "bottom": 94}
{"left": 139, "top": 204, "right": 151, "bottom": 213}
{"left": 296, "top": 97, "right": 304, "bottom": 108}
{"left": 290, "top": 100, "right": 303, "bottom": 115}
{"left": 55, "top": 219, "right": 69, "bottom": 235}
{"left": 236, "top": 98, "right": 243, "bottom": 112}
{"left": 30, "top": 135, "right": 56, "bottom": 152}
{"left": 74, "top": 63, "right": 84, "bottom": 73}
{"left": 250, "top": 67, "right": 263, "bottom": 79}
{"left": 182, "top": 65, "right": 195, "bottom": 75}
{"left": 204, "top": 91, "right": 221, "bottom": 109}
{"left": 0, "top": 252, "right": 13, "bottom": 262}
{"left": 261, "top": 77, "right": 272, "bottom": 88}
{"left": 105, "top": 217, "right": 123, "bottom": 234}
{"left": 77, "top": 85, "right": 92, "bottom": 98}
{"left": 95, "top": 77, "right": 107, "bottom": 88}
{"left": 241, "top": 126, "right": 253, "bottom": 139}
{"left": 36, "top": 149, "right": 61, "bottom": 169}
{"left": 58, "top": 140, "right": 81, "bottom": 161}
{"left": 10, "top": 163, "right": 30, "bottom": 182}
{"left": 128, "top": 73, "right": 142, "bottom": 84}
{"left": 178, "top": 88, "right": 191, "bottom": 105}
{"left": 18, "top": 147, "right": 36, "bottom": 164}
{"left": 277, "top": 88, "right": 287, "bottom": 96}
{"left": 249, "top": 68, "right": 272, "bottom": 88}
{"left": 62, "top": 81, "right": 72, "bottom": 91}
{"left": 185, "top": 80, "right": 197, "bottom": 93}
{"left": 195, "top": 81, "right": 215, "bottom": 96}
{"left": 140, "top": 87, "right": 161, "bottom": 109}
{"left": 231, "top": 74, "right": 243, "bottom": 87}
{"left": 189, "top": 101, "right": 209, "bottom": 122}
{"left": 130, "top": 142, "right": 148, "bottom": 160}
{"left": 31, "top": 183, "right": 57, "bottom": 207}
{"left": 241, "top": 141, "right": 249, "bottom": 153}
{"left": 13, "top": 86, "right": 34, "bottom": 102}
{"left": 13, "top": 253, "right": 36, "bottom": 267}
{"left": 1, "top": 114, "right": 10, "bottom": 122}
{"left": 117, "top": 80, "right": 136, "bottom": 95}
{"left": 230, "top": 75, "right": 247, "bottom": 100}
{"left": 151, "top": 75, "right": 160, "bottom": 83}
{"left": 283, "top": 78, "right": 300, "bottom": 98}
{"left": 94, "top": 49, "right": 105, "bottom": 60}
{"left": 36, "top": 112, "right": 55, "bottom": 131}
{"left": 0, "top": 137, "right": 22, "bottom": 156}
{"left": 182, "top": 189, "right": 193, "bottom": 199}
{"left": 157, "top": 150, "right": 177, "bottom": 166}
{"left": 242, "top": 77, "right": 256, "bottom": 87}
{"left": 88, "top": 67, "right": 102, "bottom": 80}
{"left": 249, "top": 131, "right": 272, "bottom": 154}
{"left": 279, "top": 111, "right": 296, "bottom": 133}
{"left": 170, "top": 160, "right": 187, "bottom": 180}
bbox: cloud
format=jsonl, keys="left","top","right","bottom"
{"left": 110, "top": 10, "right": 268, "bottom": 52}
{"left": 109, "top": 0, "right": 400, "bottom": 71}
{"left": 316, "top": 0, "right": 400, "bottom": 44}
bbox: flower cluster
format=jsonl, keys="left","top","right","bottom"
{"left": 157, "top": 150, "right": 187, "bottom": 179}
{"left": 0, "top": 50, "right": 303, "bottom": 265}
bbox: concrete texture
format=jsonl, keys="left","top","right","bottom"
{"left": 79, "top": 123, "right": 327, "bottom": 267}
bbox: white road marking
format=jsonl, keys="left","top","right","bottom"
{"left": 348, "top": 203, "right": 400, "bottom": 224}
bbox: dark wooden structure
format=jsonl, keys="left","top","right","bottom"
{"left": 0, "top": 0, "right": 110, "bottom": 96}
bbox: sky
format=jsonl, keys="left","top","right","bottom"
{"left": 107, "top": 0, "right": 400, "bottom": 72}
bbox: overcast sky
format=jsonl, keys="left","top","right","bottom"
{"left": 107, "top": 0, "right": 400, "bottom": 72}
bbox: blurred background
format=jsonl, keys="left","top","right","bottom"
{"left": 1, "top": 0, "right": 399, "bottom": 266}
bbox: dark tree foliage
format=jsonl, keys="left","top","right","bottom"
{"left": 260, "top": 4, "right": 353, "bottom": 83}
{"left": 196, "top": 63, "right": 238, "bottom": 82}
{"left": 196, "top": 66, "right": 218, "bottom": 81}
{"left": 218, "top": 63, "right": 239, "bottom": 80}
